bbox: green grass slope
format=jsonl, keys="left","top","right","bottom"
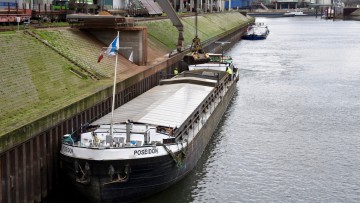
{"left": 139, "top": 12, "right": 251, "bottom": 51}
{"left": 0, "top": 31, "right": 110, "bottom": 136}
{"left": 32, "top": 28, "right": 117, "bottom": 78}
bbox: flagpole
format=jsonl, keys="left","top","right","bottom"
{"left": 109, "top": 31, "right": 119, "bottom": 146}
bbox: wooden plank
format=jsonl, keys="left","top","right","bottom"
{"left": 48, "top": 129, "right": 53, "bottom": 191}
{"left": 6, "top": 151, "right": 10, "bottom": 203}
{"left": 22, "top": 144, "right": 27, "bottom": 203}
{"left": 34, "top": 136, "right": 41, "bottom": 203}
{"left": 54, "top": 126, "right": 60, "bottom": 186}
{"left": 27, "top": 140, "right": 33, "bottom": 203}
{"left": 41, "top": 133, "right": 48, "bottom": 198}
{"left": 0, "top": 154, "right": 4, "bottom": 203}
{"left": 14, "top": 148, "right": 19, "bottom": 203}
{"left": 76, "top": 114, "right": 80, "bottom": 132}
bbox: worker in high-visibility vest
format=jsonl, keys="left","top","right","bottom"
{"left": 226, "top": 66, "right": 233, "bottom": 74}
{"left": 226, "top": 66, "right": 233, "bottom": 81}
{"left": 174, "top": 68, "right": 179, "bottom": 75}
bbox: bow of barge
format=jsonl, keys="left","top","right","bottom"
{"left": 60, "top": 56, "right": 239, "bottom": 203}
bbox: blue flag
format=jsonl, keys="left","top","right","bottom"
{"left": 106, "top": 36, "right": 119, "bottom": 56}
{"left": 97, "top": 35, "right": 119, "bottom": 63}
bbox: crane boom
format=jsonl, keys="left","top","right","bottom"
{"left": 155, "top": 0, "right": 184, "bottom": 52}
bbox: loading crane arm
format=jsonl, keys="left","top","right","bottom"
{"left": 155, "top": 0, "right": 184, "bottom": 52}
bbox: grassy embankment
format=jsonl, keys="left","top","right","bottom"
{"left": 0, "top": 30, "right": 111, "bottom": 137}
{"left": 139, "top": 12, "right": 251, "bottom": 50}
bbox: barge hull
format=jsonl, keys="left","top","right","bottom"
{"left": 60, "top": 68, "right": 238, "bottom": 203}
{"left": 60, "top": 80, "right": 236, "bottom": 203}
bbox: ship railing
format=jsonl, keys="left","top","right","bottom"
{"left": 174, "top": 74, "right": 229, "bottom": 141}
{"left": 64, "top": 129, "right": 178, "bottom": 149}
{"left": 182, "top": 71, "right": 220, "bottom": 82}
{"left": 176, "top": 88, "right": 214, "bottom": 137}
{"left": 176, "top": 93, "right": 217, "bottom": 142}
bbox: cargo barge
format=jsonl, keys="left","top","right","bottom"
{"left": 59, "top": 55, "right": 239, "bottom": 203}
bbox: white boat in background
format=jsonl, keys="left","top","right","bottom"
{"left": 242, "top": 22, "right": 270, "bottom": 40}
{"left": 284, "top": 10, "right": 308, "bottom": 16}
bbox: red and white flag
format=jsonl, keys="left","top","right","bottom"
{"left": 97, "top": 36, "right": 119, "bottom": 63}
{"left": 97, "top": 51, "right": 104, "bottom": 63}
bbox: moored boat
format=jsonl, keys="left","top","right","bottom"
{"left": 189, "top": 53, "right": 239, "bottom": 81}
{"left": 59, "top": 52, "right": 239, "bottom": 203}
{"left": 284, "top": 10, "right": 308, "bottom": 16}
{"left": 248, "top": 12, "right": 294, "bottom": 17}
{"left": 242, "top": 22, "right": 270, "bottom": 40}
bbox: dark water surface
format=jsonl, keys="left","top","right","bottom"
{"left": 50, "top": 17, "right": 360, "bottom": 203}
